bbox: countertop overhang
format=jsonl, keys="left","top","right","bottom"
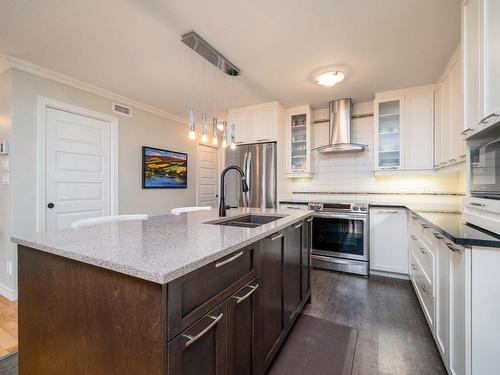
{"left": 11, "top": 208, "right": 313, "bottom": 284}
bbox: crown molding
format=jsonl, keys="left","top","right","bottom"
{"left": 0, "top": 54, "right": 188, "bottom": 124}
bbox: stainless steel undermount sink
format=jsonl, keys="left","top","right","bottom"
{"left": 207, "top": 214, "right": 286, "bottom": 228}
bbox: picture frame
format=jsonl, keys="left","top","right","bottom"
{"left": 142, "top": 146, "right": 188, "bottom": 189}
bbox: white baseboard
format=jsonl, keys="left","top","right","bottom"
{"left": 370, "top": 269, "right": 410, "bottom": 280}
{"left": 0, "top": 283, "right": 18, "bottom": 301}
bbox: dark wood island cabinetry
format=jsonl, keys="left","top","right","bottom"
{"left": 17, "top": 214, "right": 312, "bottom": 375}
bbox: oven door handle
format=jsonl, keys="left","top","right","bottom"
{"left": 312, "top": 212, "right": 368, "bottom": 221}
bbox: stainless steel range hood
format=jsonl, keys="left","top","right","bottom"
{"left": 312, "top": 98, "right": 366, "bottom": 153}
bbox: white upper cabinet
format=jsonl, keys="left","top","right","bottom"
{"left": 227, "top": 102, "right": 285, "bottom": 145}
{"left": 374, "top": 85, "right": 435, "bottom": 173}
{"left": 483, "top": 0, "right": 500, "bottom": 119}
{"left": 462, "top": 0, "right": 500, "bottom": 136}
{"left": 435, "top": 47, "right": 466, "bottom": 168}
{"left": 405, "top": 89, "right": 435, "bottom": 169}
{"left": 286, "top": 105, "right": 313, "bottom": 177}
{"left": 462, "top": 0, "right": 482, "bottom": 133}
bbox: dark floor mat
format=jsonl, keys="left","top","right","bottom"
{"left": 267, "top": 314, "right": 357, "bottom": 375}
{"left": 0, "top": 352, "right": 18, "bottom": 375}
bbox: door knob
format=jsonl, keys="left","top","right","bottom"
{"left": 47, "top": 203, "right": 55, "bottom": 209}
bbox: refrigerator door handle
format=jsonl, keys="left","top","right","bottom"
{"left": 244, "top": 151, "right": 251, "bottom": 207}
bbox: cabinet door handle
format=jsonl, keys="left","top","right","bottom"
{"left": 182, "top": 313, "right": 224, "bottom": 347}
{"left": 376, "top": 210, "right": 399, "bottom": 214}
{"left": 268, "top": 232, "right": 284, "bottom": 241}
{"left": 433, "top": 232, "right": 444, "bottom": 239}
{"left": 419, "top": 247, "right": 427, "bottom": 255}
{"left": 411, "top": 235, "right": 417, "bottom": 240}
{"left": 215, "top": 251, "right": 243, "bottom": 268}
{"left": 256, "top": 138, "right": 270, "bottom": 142}
{"left": 420, "top": 223, "right": 430, "bottom": 229}
{"left": 460, "top": 127, "right": 474, "bottom": 135}
{"left": 446, "top": 243, "right": 461, "bottom": 253}
{"left": 420, "top": 285, "right": 428, "bottom": 295}
{"left": 285, "top": 206, "right": 303, "bottom": 210}
{"left": 307, "top": 217, "right": 313, "bottom": 223}
{"left": 479, "top": 112, "right": 498, "bottom": 124}
{"left": 293, "top": 222, "right": 303, "bottom": 229}
{"left": 232, "top": 284, "right": 259, "bottom": 304}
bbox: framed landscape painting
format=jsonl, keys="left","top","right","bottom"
{"left": 142, "top": 146, "right": 188, "bottom": 188}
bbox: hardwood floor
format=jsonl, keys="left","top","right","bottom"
{"left": 0, "top": 296, "right": 17, "bottom": 358}
{"left": 302, "top": 269, "right": 446, "bottom": 375}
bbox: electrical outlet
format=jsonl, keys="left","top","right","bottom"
{"left": 6, "top": 261, "right": 13, "bottom": 276}
{"left": 1, "top": 174, "right": 9, "bottom": 185}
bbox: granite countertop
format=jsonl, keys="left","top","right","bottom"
{"left": 279, "top": 199, "right": 500, "bottom": 248}
{"left": 410, "top": 211, "right": 500, "bottom": 248}
{"left": 11, "top": 208, "right": 312, "bottom": 284}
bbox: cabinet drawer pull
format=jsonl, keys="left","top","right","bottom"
{"left": 420, "top": 223, "right": 430, "bottom": 229}
{"left": 433, "top": 232, "right": 444, "bottom": 239}
{"left": 420, "top": 285, "right": 428, "bottom": 295}
{"left": 268, "top": 232, "right": 284, "bottom": 241}
{"left": 285, "top": 206, "right": 303, "bottom": 210}
{"left": 419, "top": 247, "right": 427, "bottom": 255}
{"left": 182, "top": 313, "right": 224, "bottom": 347}
{"left": 469, "top": 202, "right": 486, "bottom": 208}
{"left": 446, "top": 243, "right": 461, "bottom": 253}
{"left": 479, "top": 112, "right": 498, "bottom": 124}
{"left": 411, "top": 235, "right": 417, "bottom": 240}
{"left": 376, "top": 210, "right": 399, "bottom": 214}
{"left": 460, "top": 127, "right": 474, "bottom": 135}
{"left": 215, "top": 251, "right": 244, "bottom": 268}
{"left": 293, "top": 222, "right": 303, "bottom": 229}
{"left": 232, "top": 284, "right": 259, "bottom": 304}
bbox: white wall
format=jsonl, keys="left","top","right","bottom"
{"left": 5, "top": 68, "right": 200, "bottom": 297}
{"left": 287, "top": 102, "right": 464, "bottom": 195}
{"left": 0, "top": 70, "right": 14, "bottom": 296}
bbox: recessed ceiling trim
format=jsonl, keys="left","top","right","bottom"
{"left": 181, "top": 31, "right": 241, "bottom": 76}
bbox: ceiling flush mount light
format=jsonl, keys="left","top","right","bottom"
{"left": 315, "top": 71, "right": 344, "bottom": 87}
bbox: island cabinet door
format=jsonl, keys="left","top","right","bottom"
{"left": 284, "top": 221, "right": 303, "bottom": 328}
{"left": 168, "top": 303, "right": 226, "bottom": 375}
{"left": 257, "top": 231, "right": 285, "bottom": 373}
{"left": 227, "top": 277, "right": 260, "bottom": 375}
{"left": 301, "top": 217, "right": 312, "bottom": 301}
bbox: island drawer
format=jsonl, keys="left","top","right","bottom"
{"left": 167, "top": 243, "right": 259, "bottom": 340}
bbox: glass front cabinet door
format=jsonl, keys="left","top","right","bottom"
{"left": 286, "top": 105, "right": 313, "bottom": 177}
{"left": 374, "top": 97, "right": 403, "bottom": 170}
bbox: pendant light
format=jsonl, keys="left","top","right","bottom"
{"left": 222, "top": 122, "right": 228, "bottom": 148}
{"left": 201, "top": 60, "right": 208, "bottom": 143}
{"left": 188, "top": 50, "right": 196, "bottom": 140}
{"left": 212, "top": 66, "right": 218, "bottom": 145}
{"left": 230, "top": 124, "right": 236, "bottom": 149}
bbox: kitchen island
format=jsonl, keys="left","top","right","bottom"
{"left": 12, "top": 208, "right": 313, "bottom": 375}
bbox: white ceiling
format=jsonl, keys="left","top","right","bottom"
{"left": 0, "top": 0, "right": 461, "bottom": 119}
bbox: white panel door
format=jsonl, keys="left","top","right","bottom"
{"left": 45, "top": 107, "right": 112, "bottom": 231}
{"left": 404, "top": 90, "right": 435, "bottom": 169}
{"left": 197, "top": 144, "right": 219, "bottom": 208}
{"left": 228, "top": 111, "right": 250, "bottom": 145}
{"left": 251, "top": 108, "right": 275, "bottom": 142}
{"left": 449, "top": 58, "right": 466, "bottom": 161}
{"left": 369, "top": 208, "right": 408, "bottom": 274}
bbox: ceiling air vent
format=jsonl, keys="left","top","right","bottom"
{"left": 112, "top": 103, "right": 132, "bottom": 117}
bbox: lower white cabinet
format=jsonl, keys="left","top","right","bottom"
{"left": 471, "top": 246, "right": 500, "bottom": 375}
{"left": 370, "top": 208, "right": 408, "bottom": 274}
{"left": 435, "top": 238, "right": 450, "bottom": 361}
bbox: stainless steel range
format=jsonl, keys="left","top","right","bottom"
{"left": 309, "top": 202, "right": 369, "bottom": 276}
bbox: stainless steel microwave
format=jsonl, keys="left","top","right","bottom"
{"left": 470, "top": 137, "right": 500, "bottom": 199}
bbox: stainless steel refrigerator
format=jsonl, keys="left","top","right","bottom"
{"left": 225, "top": 142, "right": 277, "bottom": 208}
